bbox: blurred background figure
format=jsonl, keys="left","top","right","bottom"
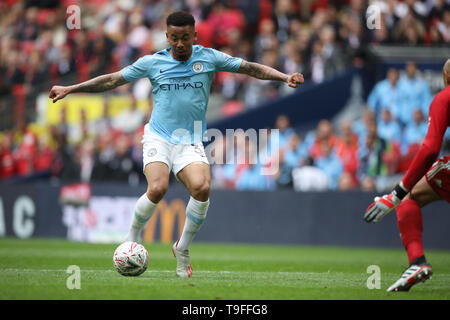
{"left": 112, "top": 95, "right": 146, "bottom": 134}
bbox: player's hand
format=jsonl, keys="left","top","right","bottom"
{"left": 364, "top": 193, "right": 401, "bottom": 223}
{"left": 286, "top": 73, "right": 304, "bottom": 88}
{"left": 49, "top": 85, "right": 70, "bottom": 103}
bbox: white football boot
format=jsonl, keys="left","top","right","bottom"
{"left": 172, "top": 240, "right": 193, "bottom": 278}
{"left": 387, "top": 263, "right": 433, "bottom": 292}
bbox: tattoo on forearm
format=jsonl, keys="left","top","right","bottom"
{"left": 238, "top": 61, "right": 288, "bottom": 82}
{"left": 71, "top": 72, "right": 127, "bottom": 93}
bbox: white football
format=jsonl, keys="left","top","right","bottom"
{"left": 113, "top": 241, "right": 149, "bottom": 276}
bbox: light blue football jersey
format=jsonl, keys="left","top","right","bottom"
{"left": 121, "top": 45, "right": 243, "bottom": 144}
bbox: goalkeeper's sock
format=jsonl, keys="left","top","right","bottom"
{"left": 125, "top": 194, "right": 158, "bottom": 242}
{"left": 396, "top": 199, "right": 424, "bottom": 265}
{"left": 177, "top": 197, "right": 209, "bottom": 252}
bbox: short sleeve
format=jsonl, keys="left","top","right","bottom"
{"left": 210, "top": 49, "right": 243, "bottom": 73}
{"left": 121, "top": 55, "right": 152, "bottom": 82}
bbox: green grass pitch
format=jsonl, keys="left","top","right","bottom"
{"left": 0, "top": 238, "right": 449, "bottom": 300}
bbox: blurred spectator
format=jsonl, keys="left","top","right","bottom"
{"left": 253, "top": 18, "right": 279, "bottom": 61}
{"left": 272, "top": 0, "right": 298, "bottom": 43}
{"left": 352, "top": 107, "right": 376, "bottom": 147}
{"left": 392, "top": 11, "right": 426, "bottom": 45}
{"left": 274, "top": 114, "right": 295, "bottom": 150}
{"left": 317, "top": 24, "right": 345, "bottom": 78}
{"left": 70, "top": 107, "right": 95, "bottom": 145}
{"left": 428, "top": 0, "right": 450, "bottom": 23}
{"left": 25, "top": 49, "right": 50, "bottom": 89}
{"left": 437, "top": 8, "right": 450, "bottom": 42}
{"left": 79, "top": 139, "right": 96, "bottom": 182}
{"left": 276, "top": 133, "right": 304, "bottom": 188}
{"left": 13, "top": 127, "right": 37, "bottom": 177}
{"left": 52, "top": 44, "right": 77, "bottom": 86}
{"left": 112, "top": 95, "right": 146, "bottom": 134}
{"left": 377, "top": 109, "right": 402, "bottom": 144}
{"left": 292, "top": 156, "right": 329, "bottom": 191}
{"left": 358, "top": 121, "right": 389, "bottom": 181}
{"left": 396, "top": 0, "right": 428, "bottom": 21}
{"left": 403, "top": 109, "right": 428, "bottom": 149}
{"left": 315, "top": 140, "right": 343, "bottom": 190}
{"left": 235, "top": 162, "right": 276, "bottom": 191}
{"left": 33, "top": 134, "right": 54, "bottom": 174}
{"left": 309, "top": 39, "right": 326, "bottom": 83}
{"left": 309, "top": 119, "right": 338, "bottom": 160}
{"left": 0, "top": 131, "right": 15, "bottom": 180}
{"left": 206, "top": 0, "right": 246, "bottom": 48}
{"left": 53, "top": 134, "right": 79, "bottom": 183}
{"left": 96, "top": 129, "right": 117, "bottom": 169}
{"left": 86, "top": 30, "right": 117, "bottom": 78}
{"left": 397, "top": 61, "right": 432, "bottom": 125}
{"left": 367, "top": 68, "right": 401, "bottom": 119}
{"left": 104, "top": 134, "right": 140, "bottom": 185}
{"left": 283, "top": 133, "right": 307, "bottom": 168}
{"left": 244, "top": 49, "right": 281, "bottom": 107}
{"left": 335, "top": 121, "right": 359, "bottom": 188}
{"left": 17, "top": 7, "right": 40, "bottom": 41}
{"left": 280, "top": 38, "right": 304, "bottom": 77}
{"left": 338, "top": 171, "right": 358, "bottom": 191}
{"left": 399, "top": 108, "right": 428, "bottom": 172}
{"left": 94, "top": 99, "right": 113, "bottom": 136}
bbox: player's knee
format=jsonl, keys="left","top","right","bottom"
{"left": 147, "top": 183, "right": 168, "bottom": 202}
{"left": 408, "top": 188, "right": 428, "bottom": 208}
{"left": 190, "top": 180, "right": 210, "bottom": 200}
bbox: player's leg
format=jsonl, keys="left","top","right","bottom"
{"left": 125, "top": 128, "right": 172, "bottom": 243}
{"left": 176, "top": 161, "right": 211, "bottom": 251}
{"left": 396, "top": 175, "right": 442, "bottom": 265}
{"left": 170, "top": 140, "right": 210, "bottom": 278}
{"left": 125, "top": 162, "right": 170, "bottom": 242}
{"left": 387, "top": 175, "right": 441, "bottom": 292}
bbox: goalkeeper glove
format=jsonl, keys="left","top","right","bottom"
{"left": 364, "top": 183, "right": 408, "bottom": 223}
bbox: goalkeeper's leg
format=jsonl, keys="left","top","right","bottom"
{"left": 388, "top": 176, "right": 441, "bottom": 291}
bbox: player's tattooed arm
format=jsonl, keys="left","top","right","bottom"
{"left": 49, "top": 71, "right": 128, "bottom": 102}
{"left": 70, "top": 71, "right": 128, "bottom": 93}
{"left": 237, "top": 60, "right": 304, "bottom": 88}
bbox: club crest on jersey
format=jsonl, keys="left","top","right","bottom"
{"left": 192, "top": 62, "right": 204, "bottom": 73}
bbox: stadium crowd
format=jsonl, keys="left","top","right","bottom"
{"left": 0, "top": 0, "right": 449, "bottom": 191}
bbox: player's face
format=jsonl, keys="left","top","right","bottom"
{"left": 166, "top": 25, "right": 197, "bottom": 61}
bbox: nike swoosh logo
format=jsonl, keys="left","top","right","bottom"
{"left": 160, "top": 69, "right": 168, "bottom": 73}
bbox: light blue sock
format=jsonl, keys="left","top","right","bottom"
{"left": 176, "top": 197, "right": 209, "bottom": 251}
{"left": 125, "top": 194, "right": 157, "bottom": 242}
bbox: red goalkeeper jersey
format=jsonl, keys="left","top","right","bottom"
{"left": 402, "top": 86, "right": 450, "bottom": 191}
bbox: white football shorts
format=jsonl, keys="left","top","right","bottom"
{"left": 142, "top": 125, "right": 209, "bottom": 176}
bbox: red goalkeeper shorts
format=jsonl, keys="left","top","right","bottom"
{"left": 425, "top": 155, "right": 450, "bottom": 203}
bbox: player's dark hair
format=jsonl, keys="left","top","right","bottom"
{"left": 166, "top": 11, "right": 195, "bottom": 27}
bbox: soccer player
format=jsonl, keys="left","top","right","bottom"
{"left": 363, "top": 58, "right": 450, "bottom": 292}
{"left": 49, "top": 11, "right": 304, "bottom": 278}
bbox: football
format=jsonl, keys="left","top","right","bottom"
{"left": 113, "top": 241, "right": 149, "bottom": 276}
